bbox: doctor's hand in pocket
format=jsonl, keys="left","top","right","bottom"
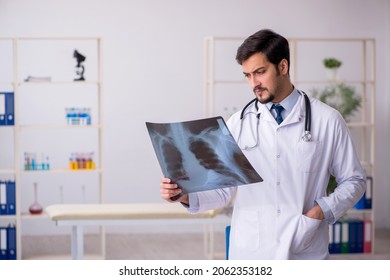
{"left": 304, "top": 204, "right": 324, "bottom": 220}
{"left": 160, "top": 177, "right": 189, "bottom": 205}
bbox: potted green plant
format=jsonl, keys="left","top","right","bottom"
{"left": 323, "top": 58, "right": 342, "bottom": 69}
{"left": 312, "top": 82, "right": 361, "bottom": 121}
{"left": 323, "top": 57, "right": 342, "bottom": 81}
{"left": 312, "top": 82, "right": 361, "bottom": 195}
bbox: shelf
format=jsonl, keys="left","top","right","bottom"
{"left": 21, "top": 212, "right": 48, "bottom": 220}
{"left": 347, "top": 209, "right": 373, "bottom": 215}
{"left": 0, "top": 169, "right": 16, "bottom": 174}
{"left": 19, "top": 81, "right": 100, "bottom": 85}
{"left": 22, "top": 253, "right": 104, "bottom": 260}
{"left": 347, "top": 122, "right": 374, "bottom": 128}
{"left": 15, "top": 36, "right": 101, "bottom": 40}
{"left": 0, "top": 36, "right": 104, "bottom": 260}
{"left": 205, "top": 79, "right": 375, "bottom": 85}
{"left": 206, "top": 79, "right": 246, "bottom": 84}
{"left": 361, "top": 161, "right": 374, "bottom": 171}
{"left": 295, "top": 80, "right": 375, "bottom": 85}
{"left": 21, "top": 169, "right": 102, "bottom": 174}
{"left": 3, "top": 168, "right": 103, "bottom": 177}
{"left": 0, "top": 215, "right": 17, "bottom": 220}
{"left": 18, "top": 124, "right": 102, "bottom": 129}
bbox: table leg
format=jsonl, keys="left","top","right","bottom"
{"left": 71, "top": 225, "right": 84, "bottom": 260}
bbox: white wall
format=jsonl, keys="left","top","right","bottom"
{"left": 0, "top": 0, "right": 389, "bottom": 229}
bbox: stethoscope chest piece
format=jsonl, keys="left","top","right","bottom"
{"left": 302, "top": 131, "right": 312, "bottom": 142}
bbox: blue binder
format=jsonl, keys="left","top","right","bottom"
{"left": 7, "top": 225, "right": 16, "bottom": 260}
{"left": 348, "top": 220, "right": 358, "bottom": 253}
{"left": 0, "top": 181, "right": 7, "bottom": 215}
{"left": 0, "top": 92, "right": 14, "bottom": 126}
{"left": 6, "top": 181, "right": 16, "bottom": 215}
{"left": 364, "top": 176, "right": 373, "bottom": 209}
{"left": 0, "top": 227, "right": 7, "bottom": 260}
{"left": 5, "top": 92, "right": 14, "bottom": 125}
{"left": 356, "top": 220, "right": 364, "bottom": 253}
{"left": 329, "top": 221, "right": 341, "bottom": 254}
{"left": 225, "top": 225, "right": 231, "bottom": 260}
{"left": 0, "top": 93, "right": 5, "bottom": 125}
{"left": 354, "top": 176, "right": 373, "bottom": 210}
{"left": 328, "top": 224, "right": 334, "bottom": 253}
{"left": 354, "top": 193, "right": 365, "bottom": 210}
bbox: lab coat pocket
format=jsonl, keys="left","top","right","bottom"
{"left": 291, "top": 215, "right": 321, "bottom": 253}
{"left": 297, "top": 141, "right": 323, "bottom": 172}
{"left": 232, "top": 210, "right": 259, "bottom": 251}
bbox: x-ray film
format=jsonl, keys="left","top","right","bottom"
{"left": 146, "top": 116, "right": 263, "bottom": 195}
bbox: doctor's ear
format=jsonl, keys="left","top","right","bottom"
{"left": 278, "top": 59, "right": 289, "bottom": 75}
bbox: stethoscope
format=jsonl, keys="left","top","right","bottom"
{"left": 238, "top": 91, "right": 312, "bottom": 150}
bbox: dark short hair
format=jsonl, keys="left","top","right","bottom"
{"left": 236, "top": 29, "right": 290, "bottom": 73}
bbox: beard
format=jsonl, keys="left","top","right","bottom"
{"left": 253, "top": 75, "right": 285, "bottom": 104}
{"left": 253, "top": 86, "right": 275, "bottom": 104}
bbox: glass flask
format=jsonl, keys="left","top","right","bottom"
{"left": 29, "top": 182, "right": 43, "bottom": 215}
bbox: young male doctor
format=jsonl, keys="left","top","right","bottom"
{"left": 160, "top": 29, "right": 366, "bottom": 259}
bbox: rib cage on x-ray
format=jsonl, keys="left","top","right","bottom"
{"left": 146, "top": 117, "right": 262, "bottom": 194}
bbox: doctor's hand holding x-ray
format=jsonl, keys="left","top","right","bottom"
{"left": 160, "top": 29, "right": 366, "bottom": 260}
{"left": 160, "top": 177, "right": 190, "bottom": 204}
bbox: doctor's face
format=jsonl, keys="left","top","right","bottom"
{"left": 242, "top": 52, "right": 286, "bottom": 104}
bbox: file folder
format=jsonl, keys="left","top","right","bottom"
{"left": 0, "top": 227, "right": 7, "bottom": 260}
{"left": 328, "top": 224, "right": 334, "bottom": 253}
{"left": 225, "top": 225, "right": 231, "bottom": 260}
{"left": 7, "top": 225, "right": 16, "bottom": 260}
{"left": 330, "top": 221, "right": 341, "bottom": 254}
{"left": 0, "top": 92, "right": 14, "bottom": 126}
{"left": 354, "top": 176, "right": 373, "bottom": 210}
{"left": 0, "top": 181, "right": 7, "bottom": 215}
{"left": 363, "top": 220, "right": 372, "bottom": 253}
{"left": 356, "top": 220, "right": 364, "bottom": 253}
{"left": 6, "top": 181, "right": 16, "bottom": 215}
{"left": 353, "top": 193, "right": 365, "bottom": 210}
{"left": 340, "top": 220, "right": 349, "bottom": 253}
{"left": 0, "top": 93, "right": 5, "bottom": 125}
{"left": 348, "top": 220, "right": 358, "bottom": 253}
{"left": 365, "top": 176, "right": 373, "bottom": 209}
{"left": 5, "top": 92, "right": 14, "bottom": 125}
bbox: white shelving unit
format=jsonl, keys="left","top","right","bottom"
{"left": 204, "top": 36, "right": 376, "bottom": 254}
{"left": 0, "top": 37, "right": 104, "bottom": 259}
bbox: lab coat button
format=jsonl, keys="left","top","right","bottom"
{"left": 277, "top": 154, "right": 280, "bottom": 158}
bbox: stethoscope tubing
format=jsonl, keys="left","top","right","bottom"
{"left": 240, "top": 91, "right": 312, "bottom": 140}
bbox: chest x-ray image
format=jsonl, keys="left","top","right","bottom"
{"left": 146, "top": 116, "right": 262, "bottom": 195}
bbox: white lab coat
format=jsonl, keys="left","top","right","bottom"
{"left": 189, "top": 93, "right": 366, "bottom": 259}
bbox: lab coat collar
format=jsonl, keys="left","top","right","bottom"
{"left": 264, "top": 88, "right": 300, "bottom": 114}
{"left": 257, "top": 89, "right": 305, "bottom": 125}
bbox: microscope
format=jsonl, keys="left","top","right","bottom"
{"left": 73, "top": 49, "right": 86, "bottom": 81}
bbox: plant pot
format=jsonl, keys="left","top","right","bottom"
{"left": 325, "top": 68, "right": 339, "bottom": 81}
